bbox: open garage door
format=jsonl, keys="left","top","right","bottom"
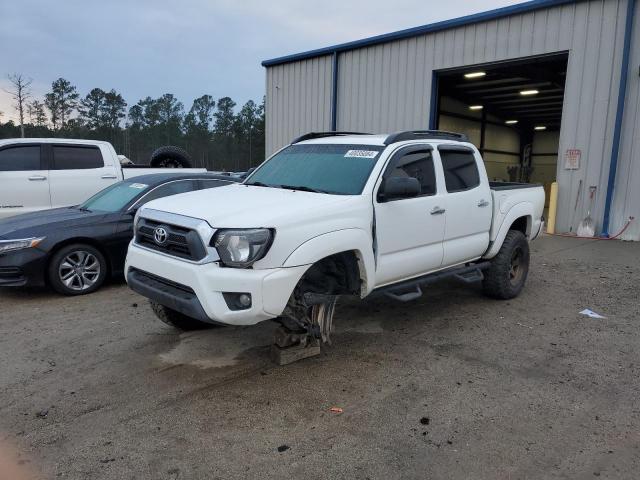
{"left": 433, "top": 53, "right": 568, "bottom": 205}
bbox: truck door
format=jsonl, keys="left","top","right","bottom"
{"left": 373, "top": 145, "right": 445, "bottom": 286}
{"left": 436, "top": 145, "right": 492, "bottom": 265}
{"left": 48, "top": 144, "right": 119, "bottom": 208}
{"left": 0, "top": 143, "right": 51, "bottom": 219}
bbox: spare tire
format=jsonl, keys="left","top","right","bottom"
{"left": 149, "top": 145, "right": 193, "bottom": 168}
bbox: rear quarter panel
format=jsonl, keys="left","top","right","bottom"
{"left": 484, "top": 186, "right": 545, "bottom": 259}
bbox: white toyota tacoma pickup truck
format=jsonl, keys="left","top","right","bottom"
{"left": 0, "top": 138, "right": 205, "bottom": 219}
{"left": 125, "top": 131, "right": 544, "bottom": 355}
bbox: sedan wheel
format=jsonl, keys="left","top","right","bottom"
{"left": 48, "top": 244, "right": 108, "bottom": 295}
{"left": 58, "top": 251, "right": 101, "bottom": 291}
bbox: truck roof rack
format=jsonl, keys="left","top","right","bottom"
{"left": 291, "top": 131, "right": 372, "bottom": 144}
{"left": 384, "top": 130, "right": 469, "bottom": 145}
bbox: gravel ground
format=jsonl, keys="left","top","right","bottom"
{"left": 0, "top": 235, "right": 638, "bottom": 479}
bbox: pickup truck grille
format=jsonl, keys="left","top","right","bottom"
{"left": 135, "top": 218, "right": 207, "bottom": 261}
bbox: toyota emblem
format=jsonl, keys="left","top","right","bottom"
{"left": 153, "top": 226, "right": 168, "bottom": 245}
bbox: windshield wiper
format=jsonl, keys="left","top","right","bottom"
{"left": 77, "top": 206, "right": 92, "bottom": 212}
{"left": 245, "top": 181, "right": 275, "bottom": 188}
{"left": 279, "top": 185, "right": 329, "bottom": 194}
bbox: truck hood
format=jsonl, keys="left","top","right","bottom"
{"left": 140, "top": 183, "right": 357, "bottom": 228}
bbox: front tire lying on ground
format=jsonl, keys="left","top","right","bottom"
{"left": 48, "top": 243, "right": 108, "bottom": 295}
{"left": 482, "top": 230, "right": 530, "bottom": 300}
{"left": 150, "top": 301, "right": 217, "bottom": 331}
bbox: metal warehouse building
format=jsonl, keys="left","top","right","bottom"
{"left": 262, "top": 0, "right": 639, "bottom": 240}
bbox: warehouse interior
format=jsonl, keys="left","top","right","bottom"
{"left": 435, "top": 53, "right": 568, "bottom": 204}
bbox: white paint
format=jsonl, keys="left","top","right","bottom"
{"left": 126, "top": 135, "right": 545, "bottom": 327}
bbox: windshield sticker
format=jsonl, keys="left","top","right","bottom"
{"left": 344, "top": 150, "right": 379, "bottom": 159}
{"left": 129, "top": 183, "right": 148, "bottom": 189}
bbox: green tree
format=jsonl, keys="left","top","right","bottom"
{"left": 214, "top": 97, "right": 236, "bottom": 136}
{"left": 191, "top": 95, "right": 215, "bottom": 130}
{"left": 28, "top": 100, "right": 47, "bottom": 127}
{"left": 79, "top": 88, "right": 106, "bottom": 129}
{"left": 127, "top": 104, "right": 144, "bottom": 128}
{"left": 155, "top": 93, "right": 184, "bottom": 144}
{"left": 44, "top": 78, "right": 79, "bottom": 130}
{"left": 102, "top": 89, "right": 127, "bottom": 129}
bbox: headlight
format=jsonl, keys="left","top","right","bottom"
{"left": 213, "top": 228, "right": 273, "bottom": 268}
{"left": 0, "top": 237, "right": 45, "bottom": 254}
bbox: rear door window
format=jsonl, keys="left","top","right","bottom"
{"left": 439, "top": 148, "right": 480, "bottom": 192}
{"left": 137, "top": 180, "right": 197, "bottom": 205}
{"left": 0, "top": 145, "right": 41, "bottom": 171}
{"left": 52, "top": 145, "right": 104, "bottom": 170}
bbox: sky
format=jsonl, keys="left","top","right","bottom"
{"left": 0, "top": 0, "right": 521, "bottom": 122}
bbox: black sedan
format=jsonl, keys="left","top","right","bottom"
{"left": 0, "top": 172, "right": 235, "bottom": 295}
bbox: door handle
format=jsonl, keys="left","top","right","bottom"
{"left": 28, "top": 175, "right": 47, "bottom": 181}
{"left": 477, "top": 199, "right": 490, "bottom": 207}
{"left": 430, "top": 206, "right": 446, "bottom": 215}
{"left": 101, "top": 174, "right": 118, "bottom": 179}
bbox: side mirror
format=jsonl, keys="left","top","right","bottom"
{"left": 380, "top": 176, "right": 421, "bottom": 201}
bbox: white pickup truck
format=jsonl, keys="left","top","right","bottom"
{"left": 0, "top": 138, "right": 205, "bottom": 219}
{"left": 125, "top": 131, "right": 545, "bottom": 354}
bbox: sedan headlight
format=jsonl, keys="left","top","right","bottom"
{"left": 212, "top": 228, "right": 273, "bottom": 268}
{"left": 0, "top": 237, "right": 45, "bottom": 254}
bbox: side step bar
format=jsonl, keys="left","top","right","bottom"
{"left": 374, "top": 262, "right": 491, "bottom": 303}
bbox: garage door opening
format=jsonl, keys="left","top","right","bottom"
{"left": 433, "top": 53, "right": 568, "bottom": 197}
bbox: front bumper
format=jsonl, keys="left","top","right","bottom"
{"left": 0, "top": 248, "right": 48, "bottom": 287}
{"left": 125, "top": 243, "right": 309, "bottom": 326}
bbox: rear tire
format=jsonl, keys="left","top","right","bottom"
{"left": 482, "top": 230, "right": 530, "bottom": 299}
{"left": 149, "top": 146, "right": 193, "bottom": 168}
{"left": 48, "top": 244, "right": 107, "bottom": 295}
{"left": 150, "top": 301, "right": 216, "bottom": 330}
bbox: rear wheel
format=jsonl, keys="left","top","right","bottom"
{"left": 150, "top": 301, "right": 217, "bottom": 331}
{"left": 48, "top": 244, "right": 107, "bottom": 295}
{"left": 482, "top": 230, "right": 530, "bottom": 299}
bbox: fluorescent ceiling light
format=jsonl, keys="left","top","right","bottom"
{"left": 464, "top": 71, "right": 486, "bottom": 79}
{"left": 505, "top": 120, "right": 518, "bottom": 125}
{"left": 534, "top": 125, "right": 547, "bottom": 131}
{"left": 520, "top": 89, "right": 539, "bottom": 96}
{"left": 469, "top": 105, "right": 483, "bottom": 110}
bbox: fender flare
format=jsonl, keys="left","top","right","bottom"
{"left": 484, "top": 203, "right": 533, "bottom": 259}
{"left": 283, "top": 228, "right": 375, "bottom": 295}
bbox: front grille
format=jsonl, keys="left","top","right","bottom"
{"left": 135, "top": 218, "right": 207, "bottom": 261}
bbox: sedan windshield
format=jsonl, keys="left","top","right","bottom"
{"left": 80, "top": 181, "right": 149, "bottom": 212}
{"left": 245, "top": 144, "right": 384, "bottom": 195}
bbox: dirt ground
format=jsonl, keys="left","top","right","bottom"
{"left": 0, "top": 235, "right": 639, "bottom": 480}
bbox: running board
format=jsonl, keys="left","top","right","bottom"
{"left": 374, "top": 262, "right": 491, "bottom": 303}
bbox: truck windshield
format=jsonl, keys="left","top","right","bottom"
{"left": 79, "top": 181, "right": 148, "bottom": 212}
{"left": 245, "top": 144, "right": 384, "bottom": 195}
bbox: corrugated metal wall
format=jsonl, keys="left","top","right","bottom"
{"left": 265, "top": 0, "right": 638, "bottom": 239}
{"left": 265, "top": 55, "right": 333, "bottom": 155}
{"left": 612, "top": 1, "right": 640, "bottom": 240}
